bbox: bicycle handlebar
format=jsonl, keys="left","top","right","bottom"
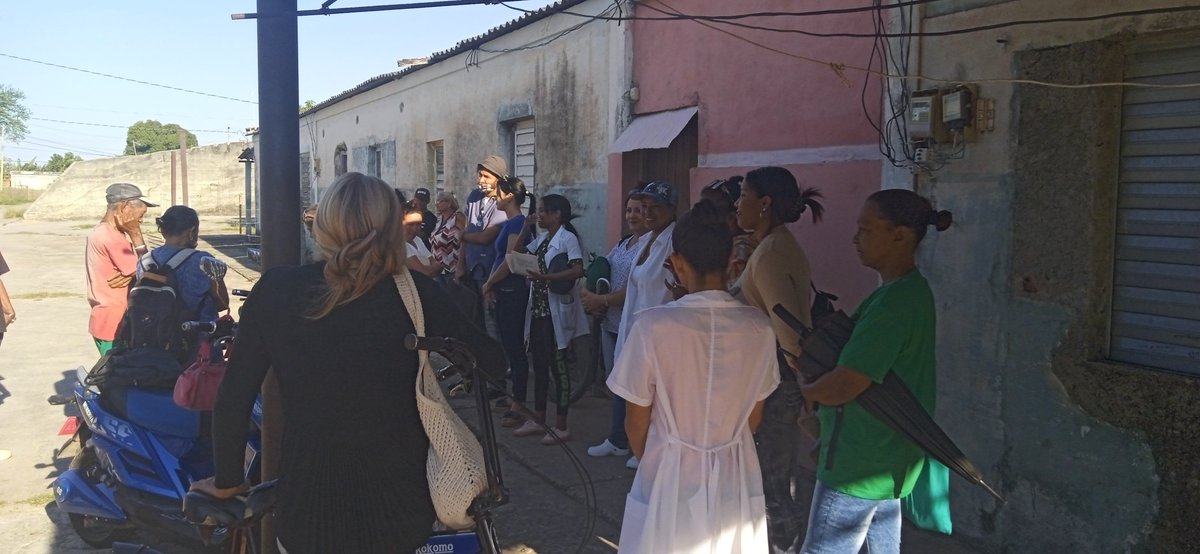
{"left": 181, "top": 321, "right": 218, "bottom": 333}
{"left": 183, "top": 480, "right": 277, "bottom": 527}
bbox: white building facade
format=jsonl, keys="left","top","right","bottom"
{"left": 297, "top": 0, "right": 633, "bottom": 256}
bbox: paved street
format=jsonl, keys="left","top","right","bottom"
{"left": 0, "top": 213, "right": 978, "bottom": 553}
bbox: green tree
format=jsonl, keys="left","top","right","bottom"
{"left": 5, "top": 158, "right": 40, "bottom": 171}
{"left": 0, "top": 84, "right": 31, "bottom": 142}
{"left": 124, "top": 120, "right": 198, "bottom": 156}
{"left": 43, "top": 152, "right": 83, "bottom": 172}
{"left": 299, "top": 100, "right": 316, "bottom": 113}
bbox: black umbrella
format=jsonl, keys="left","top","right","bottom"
{"left": 773, "top": 304, "right": 1005, "bottom": 504}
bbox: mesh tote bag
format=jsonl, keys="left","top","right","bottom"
{"left": 393, "top": 269, "right": 488, "bottom": 530}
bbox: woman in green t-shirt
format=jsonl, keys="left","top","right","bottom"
{"left": 797, "top": 189, "right": 952, "bottom": 554}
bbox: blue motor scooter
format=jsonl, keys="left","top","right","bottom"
{"left": 47, "top": 320, "right": 261, "bottom": 550}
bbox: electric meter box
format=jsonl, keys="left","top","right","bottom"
{"left": 941, "top": 87, "right": 973, "bottom": 129}
{"left": 909, "top": 89, "right": 941, "bottom": 140}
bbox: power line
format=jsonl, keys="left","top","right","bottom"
{"left": 0, "top": 52, "right": 257, "bottom": 105}
{"left": 518, "top": 2, "right": 1200, "bottom": 40}
{"left": 22, "top": 135, "right": 118, "bottom": 156}
{"left": 6, "top": 144, "right": 81, "bottom": 157}
{"left": 476, "top": 2, "right": 618, "bottom": 55}
{"left": 29, "top": 117, "right": 242, "bottom": 134}
{"left": 647, "top": 3, "right": 1200, "bottom": 39}
{"left": 500, "top": 0, "right": 941, "bottom": 21}
{"left": 649, "top": 0, "right": 1200, "bottom": 90}
{"left": 28, "top": 102, "right": 252, "bottom": 122}
{"left": 233, "top": 0, "right": 538, "bottom": 19}
{"left": 27, "top": 122, "right": 126, "bottom": 140}
{"left": 19, "top": 136, "right": 118, "bottom": 157}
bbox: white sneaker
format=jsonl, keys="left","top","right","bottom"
{"left": 625, "top": 456, "right": 640, "bottom": 469}
{"left": 587, "top": 439, "right": 630, "bottom": 457}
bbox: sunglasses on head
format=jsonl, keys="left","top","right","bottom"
{"left": 706, "top": 179, "right": 741, "bottom": 203}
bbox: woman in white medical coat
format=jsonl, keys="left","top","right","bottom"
{"left": 609, "top": 200, "right": 779, "bottom": 553}
{"left": 510, "top": 194, "right": 590, "bottom": 444}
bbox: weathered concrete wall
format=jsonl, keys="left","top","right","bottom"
{"left": 25, "top": 142, "right": 251, "bottom": 220}
{"left": 617, "top": 0, "right": 885, "bottom": 309}
{"left": 8, "top": 171, "right": 60, "bottom": 191}
{"left": 909, "top": 1, "right": 1200, "bottom": 551}
{"left": 298, "top": 0, "right": 626, "bottom": 257}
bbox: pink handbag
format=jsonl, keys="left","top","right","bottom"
{"left": 173, "top": 337, "right": 229, "bottom": 411}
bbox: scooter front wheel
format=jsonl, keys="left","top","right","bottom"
{"left": 66, "top": 449, "right": 136, "bottom": 548}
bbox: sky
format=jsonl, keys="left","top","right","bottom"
{"left": 1, "top": 0, "right": 558, "bottom": 163}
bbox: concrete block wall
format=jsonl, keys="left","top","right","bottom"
{"left": 25, "top": 142, "right": 252, "bottom": 220}
{"left": 906, "top": 1, "right": 1200, "bottom": 551}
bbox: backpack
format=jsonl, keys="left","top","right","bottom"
{"left": 121, "top": 248, "right": 198, "bottom": 359}
{"left": 86, "top": 347, "right": 184, "bottom": 389}
{"left": 585, "top": 252, "right": 611, "bottom": 293}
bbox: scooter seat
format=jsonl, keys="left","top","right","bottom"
{"left": 102, "top": 385, "right": 200, "bottom": 439}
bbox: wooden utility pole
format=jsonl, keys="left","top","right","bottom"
{"left": 178, "top": 129, "right": 189, "bottom": 206}
{"left": 170, "top": 151, "right": 178, "bottom": 205}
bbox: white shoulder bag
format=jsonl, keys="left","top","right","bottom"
{"left": 393, "top": 269, "right": 488, "bottom": 530}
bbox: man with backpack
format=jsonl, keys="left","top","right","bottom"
{"left": 128, "top": 205, "right": 229, "bottom": 360}
{"left": 86, "top": 183, "right": 154, "bottom": 355}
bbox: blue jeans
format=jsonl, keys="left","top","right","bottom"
{"left": 600, "top": 329, "right": 628, "bottom": 449}
{"left": 800, "top": 481, "right": 901, "bottom": 554}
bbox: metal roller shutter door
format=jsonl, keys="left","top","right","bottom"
{"left": 1110, "top": 43, "right": 1200, "bottom": 375}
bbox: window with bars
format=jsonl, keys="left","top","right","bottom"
{"left": 512, "top": 118, "right": 535, "bottom": 192}
{"left": 367, "top": 145, "right": 382, "bottom": 178}
{"left": 334, "top": 143, "right": 348, "bottom": 177}
{"left": 429, "top": 141, "right": 445, "bottom": 195}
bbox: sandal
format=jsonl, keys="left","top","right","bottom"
{"left": 499, "top": 410, "right": 524, "bottom": 428}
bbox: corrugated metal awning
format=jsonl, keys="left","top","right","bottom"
{"left": 610, "top": 106, "right": 698, "bottom": 153}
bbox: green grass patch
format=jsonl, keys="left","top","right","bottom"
{"left": 13, "top": 291, "right": 81, "bottom": 300}
{"left": 19, "top": 492, "right": 56, "bottom": 506}
{"left": 5, "top": 206, "right": 26, "bottom": 219}
{"left": 0, "top": 188, "right": 39, "bottom": 205}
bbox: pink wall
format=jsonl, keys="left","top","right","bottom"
{"left": 631, "top": 0, "right": 883, "bottom": 153}
{"left": 608, "top": 0, "right": 886, "bottom": 309}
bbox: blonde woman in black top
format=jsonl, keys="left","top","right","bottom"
{"left": 191, "top": 172, "right": 505, "bottom": 554}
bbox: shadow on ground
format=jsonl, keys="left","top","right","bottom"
{"left": 199, "top": 234, "right": 259, "bottom": 271}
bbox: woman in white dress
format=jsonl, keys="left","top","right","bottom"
{"left": 608, "top": 200, "right": 780, "bottom": 553}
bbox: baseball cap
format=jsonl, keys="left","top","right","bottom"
{"left": 414, "top": 187, "right": 431, "bottom": 201}
{"left": 630, "top": 181, "right": 677, "bottom": 207}
{"left": 105, "top": 183, "right": 158, "bottom": 207}
{"left": 477, "top": 154, "right": 509, "bottom": 180}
